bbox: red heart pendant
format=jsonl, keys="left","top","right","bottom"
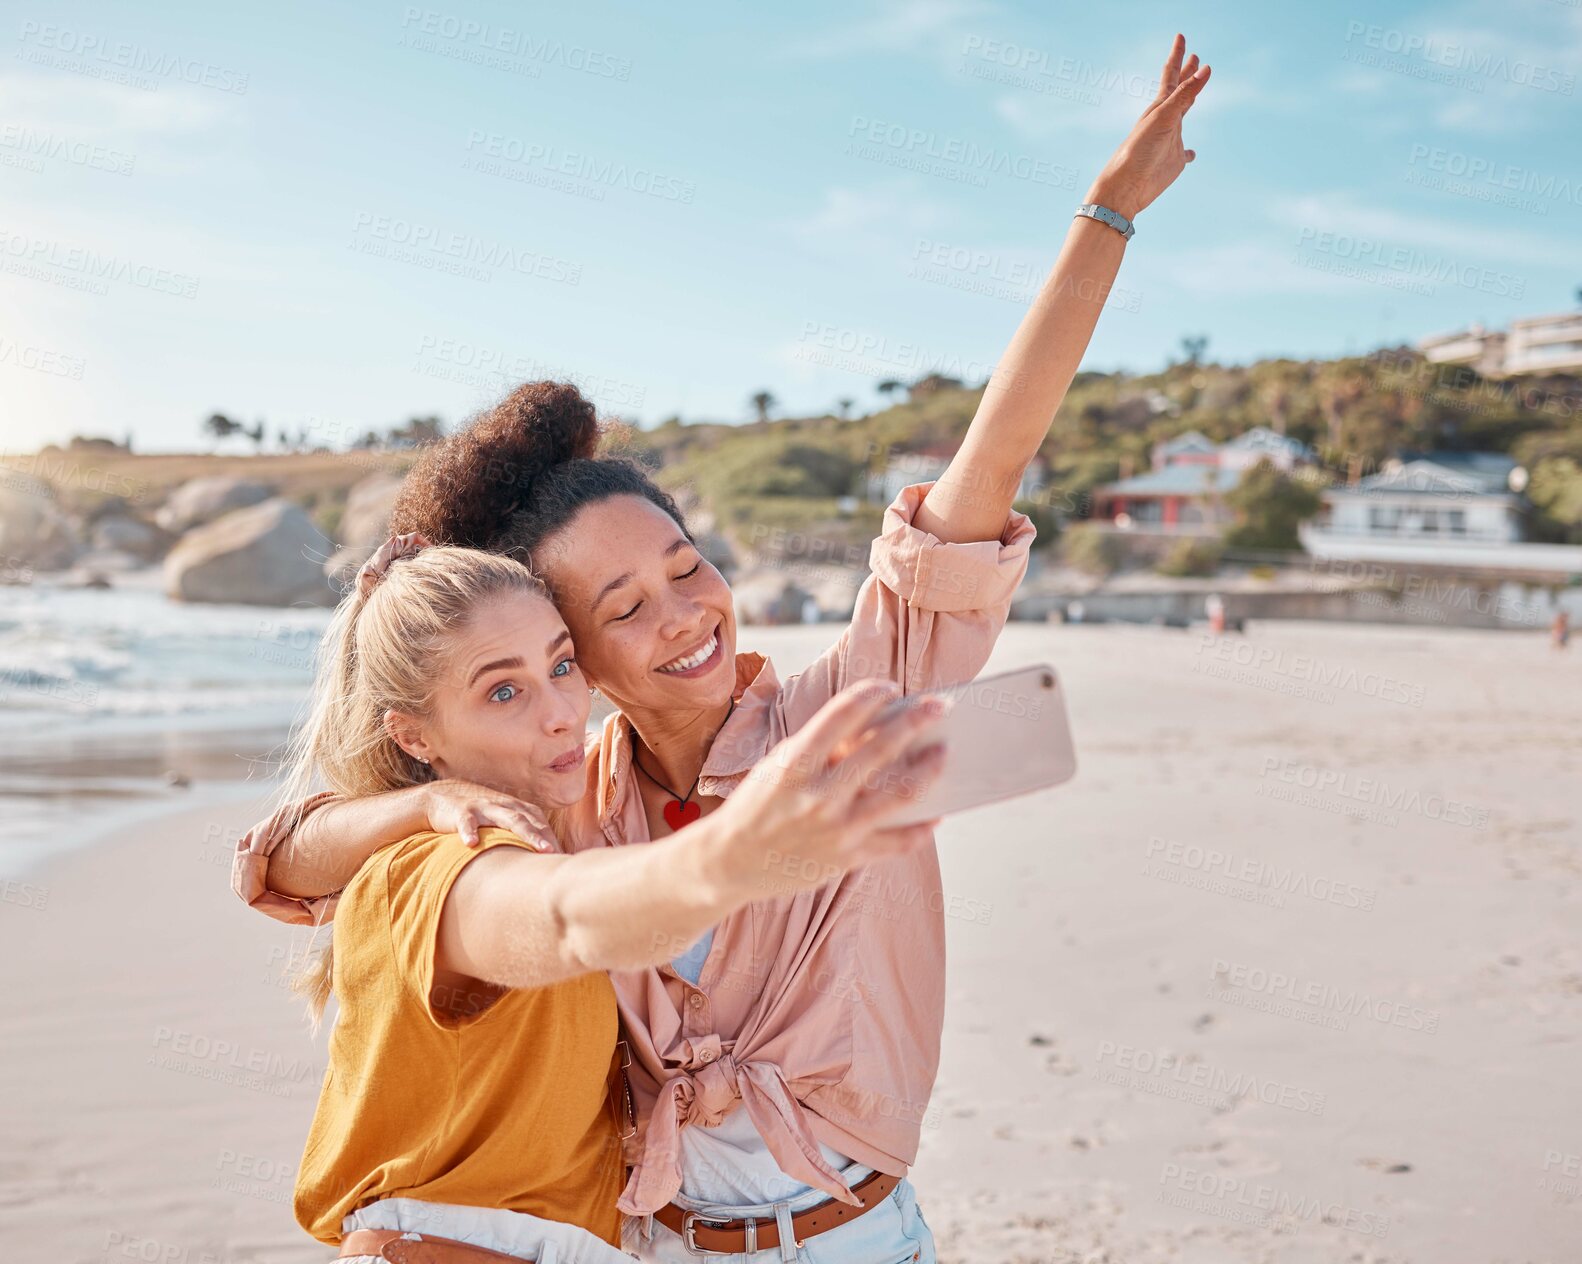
{"left": 663, "top": 799, "right": 702, "bottom": 831}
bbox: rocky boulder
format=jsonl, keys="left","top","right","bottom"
{"left": 156, "top": 476, "right": 272, "bottom": 534}
{"left": 0, "top": 472, "right": 82, "bottom": 571}
{"left": 164, "top": 498, "right": 336, "bottom": 607}
{"left": 91, "top": 513, "right": 174, "bottom": 563}
{"left": 322, "top": 473, "right": 405, "bottom": 593}
{"left": 339, "top": 473, "right": 404, "bottom": 549}
{"left": 323, "top": 545, "right": 369, "bottom": 594}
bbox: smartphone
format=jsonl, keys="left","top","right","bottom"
{"left": 878, "top": 663, "right": 1077, "bottom": 826}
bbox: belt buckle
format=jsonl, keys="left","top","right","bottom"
{"left": 681, "top": 1211, "right": 754, "bottom": 1256}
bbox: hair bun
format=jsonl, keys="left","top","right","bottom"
{"left": 390, "top": 380, "right": 599, "bottom": 548}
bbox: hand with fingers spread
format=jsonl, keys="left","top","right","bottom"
{"left": 422, "top": 779, "right": 555, "bottom": 851}
{"left": 709, "top": 679, "right": 949, "bottom": 900}
{"left": 1087, "top": 33, "right": 1212, "bottom": 221}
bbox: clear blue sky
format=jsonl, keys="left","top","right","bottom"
{"left": 3, "top": 0, "right": 1579, "bottom": 452}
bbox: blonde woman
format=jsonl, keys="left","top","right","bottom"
{"left": 277, "top": 534, "right": 946, "bottom": 1263}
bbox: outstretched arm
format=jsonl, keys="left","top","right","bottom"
{"left": 438, "top": 681, "right": 946, "bottom": 989}
{"left": 915, "top": 34, "right": 1212, "bottom": 545}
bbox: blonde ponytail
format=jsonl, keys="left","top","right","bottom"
{"left": 279, "top": 544, "right": 548, "bottom": 1023}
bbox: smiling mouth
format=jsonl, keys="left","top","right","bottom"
{"left": 656, "top": 626, "right": 720, "bottom": 675}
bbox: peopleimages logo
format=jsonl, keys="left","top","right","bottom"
{"left": 348, "top": 212, "right": 582, "bottom": 285}
{"left": 1406, "top": 143, "right": 1582, "bottom": 210}
{"left": 1293, "top": 227, "right": 1525, "bottom": 298}
{"left": 1158, "top": 1162, "right": 1391, "bottom": 1237}
{"left": 1258, "top": 757, "right": 1490, "bottom": 829}
{"left": 0, "top": 227, "right": 200, "bottom": 298}
{"left": 845, "top": 117, "right": 1079, "bottom": 190}
{"left": 1194, "top": 633, "right": 1428, "bottom": 706}
{"left": 1144, "top": 835, "right": 1377, "bottom": 911}
{"left": 1094, "top": 1040, "right": 1328, "bottom": 1114}
{"left": 1209, "top": 959, "right": 1440, "bottom": 1034}
{"left": 16, "top": 21, "right": 251, "bottom": 93}
{"left": 1342, "top": 21, "right": 1575, "bottom": 95}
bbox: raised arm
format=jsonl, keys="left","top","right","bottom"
{"left": 439, "top": 681, "right": 946, "bottom": 988}
{"left": 915, "top": 34, "right": 1212, "bottom": 545}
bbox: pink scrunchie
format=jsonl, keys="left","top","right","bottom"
{"left": 355, "top": 531, "right": 430, "bottom": 598}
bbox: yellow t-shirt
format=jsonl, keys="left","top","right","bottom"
{"left": 293, "top": 829, "right": 624, "bottom": 1246}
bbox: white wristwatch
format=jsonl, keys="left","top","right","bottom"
{"left": 1074, "top": 203, "right": 1135, "bottom": 241}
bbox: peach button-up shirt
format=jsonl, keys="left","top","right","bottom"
{"left": 233, "top": 482, "right": 1034, "bottom": 1217}
{"left": 569, "top": 483, "right": 1033, "bottom": 1215}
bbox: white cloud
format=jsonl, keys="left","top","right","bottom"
{"left": 0, "top": 72, "right": 228, "bottom": 137}
{"left": 1328, "top": 1, "right": 1582, "bottom": 136}
{"left": 987, "top": 38, "right": 1270, "bottom": 143}
{"left": 1270, "top": 193, "right": 1575, "bottom": 271}
{"left": 779, "top": 0, "right": 996, "bottom": 61}
{"left": 1149, "top": 239, "right": 1362, "bottom": 298}
{"left": 782, "top": 185, "right": 956, "bottom": 244}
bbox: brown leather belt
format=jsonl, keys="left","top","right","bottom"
{"left": 652, "top": 1168, "right": 902, "bottom": 1255}
{"left": 339, "top": 1229, "right": 537, "bottom": 1263}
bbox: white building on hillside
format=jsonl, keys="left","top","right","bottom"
{"left": 1418, "top": 311, "right": 1582, "bottom": 377}
{"left": 1301, "top": 452, "right": 1582, "bottom": 577}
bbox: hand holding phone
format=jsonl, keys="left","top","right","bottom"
{"left": 875, "top": 663, "right": 1077, "bottom": 826}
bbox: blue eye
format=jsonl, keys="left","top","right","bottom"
{"left": 552, "top": 657, "right": 577, "bottom": 678}
{"left": 489, "top": 683, "right": 516, "bottom": 703}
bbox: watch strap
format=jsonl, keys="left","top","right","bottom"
{"left": 1074, "top": 203, "right": 1135, "bottom": 240}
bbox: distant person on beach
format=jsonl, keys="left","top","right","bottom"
{"left": 1205, "top": 593, "right": 1226, "bottom": 635}
{"left": 233, "top": 34, "right": 1211, "bottom": 1263}
{"left": 269, "top": 535, "right": 945, "bottom": 1261}
{"left": 1553, "top": 609, "right": 1570, "bottom": 650}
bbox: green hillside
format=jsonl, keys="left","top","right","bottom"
{"left": 609, "top": 348, "right": 1582, "bottom": 554}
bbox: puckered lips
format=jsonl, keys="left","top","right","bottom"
{"left": 548, "top": 743, "right": 586, "bottom": 774}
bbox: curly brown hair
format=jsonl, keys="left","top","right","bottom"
{"left": 390, "top": 379, "right": 689, "bottom": 565}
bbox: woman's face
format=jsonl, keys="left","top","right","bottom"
{"left": 536, "top": 495, "right": 738, "bottom": 717}
{"left": 392, "top": 590, "right": 591, "bottom": 808}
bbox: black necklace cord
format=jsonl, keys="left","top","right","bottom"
{"left": 631, "top": 698, "right": 737, "bottom": 805}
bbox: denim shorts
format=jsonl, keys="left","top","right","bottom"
{"left": 624, "top": 1173, "right": 935, "bottom": 1264}
{"left": 342, "top": 1197, "right": 630, "bottom": 1264}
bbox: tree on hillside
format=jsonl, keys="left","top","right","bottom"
{"left": 203, "top": 413, "right": 242, "bottom": 444}
{"left": 1526, "top": 457, "right": 1582, "bottom": 543}
{"left": 390, "top": 415, "right": 443, "bottom": 448}
{"left": 836, "top": 397, "right": 854, "bottom": 420}
{"left": 749, "top": 391, "right": 776, "bottom": 423}
{"left": 876, "top": 379, "right": 903, "bottom": 402}
{"left": 1179, "top": 334, "right": 1209, "bottom": 366}
{"left": 1223, "top": 459, "right": 1324, "bottom": 551}
{"left": 246, "top": 421, "right": 266, "bottom": 452}
{"left": 1260, "top": 380, "right": 1291, "bottom": 435}
{"left": 909, "top": 373, "right": 964, "bottom": 397}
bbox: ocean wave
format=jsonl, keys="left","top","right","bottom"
{"left": 0, "top": 585, "right": 328, "bottom": 722}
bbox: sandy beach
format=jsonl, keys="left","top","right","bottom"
{"left": 3, "top": 619, "right": 1578, "bottom": 1263}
